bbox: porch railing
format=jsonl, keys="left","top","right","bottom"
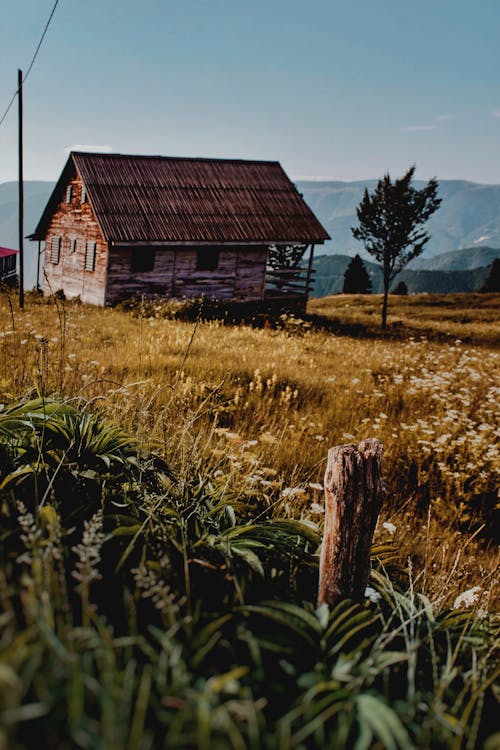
{"left": 263, "top": 266, "right": 316, "bottom": 299}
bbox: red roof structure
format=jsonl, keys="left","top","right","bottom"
{"left": 0, "top": 247, "right": 18, "bottom": 258}
{"left": 30, "top": 152, "right": 330, "bottom": 245}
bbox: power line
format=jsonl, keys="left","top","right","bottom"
{"left": 0, "top": 0, "right": 61, "bottom": 129}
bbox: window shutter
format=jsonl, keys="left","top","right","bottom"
{"left": 50, "top": 237, "right": 61, "bottom": 264}
{"left": 81, "top": 187, "right": 87, "bottom": 204}
{"left": 66, "top": 185, "right": 73, "bottom": 204}
{"left": 85, "top": 241, "right": 96, "bottom": 271}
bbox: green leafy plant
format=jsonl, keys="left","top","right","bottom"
{"left": 0, "top": 398, "right": 497, "bottom": 749}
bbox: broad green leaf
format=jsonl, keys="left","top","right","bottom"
{"left": 231, "top": 546, "right": 265, "bottom": 576}
{"left": 355, "top": 693, "right": 413, "bottom": 750}
{"left": 0, "top": 464, "right": 35, "bottom": 490}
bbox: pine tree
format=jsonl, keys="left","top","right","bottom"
{"left": 351, "top": 166, "right": 441, "bottom": 328}
{"left": 392, "top": 280, "right": 408, "bottom": 295}
{"left": 480, "top": 258, "right": 500, "bottom": 292}
{"left": 342, "top": 254, "right": 372, "bottom": 294}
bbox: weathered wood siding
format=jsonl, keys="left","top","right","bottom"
{"left": 105, "top": 247, "right": 175, "bottom": 304}
{"left": 105, "top": 246, "right": 268, "bottom": 304}
{"left": 232, "top": 248, "right": 268, "bottom": 299}
{"left": 43, "top": 170, "right": 108, "bottom": 305}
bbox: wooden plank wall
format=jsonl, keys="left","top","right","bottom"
{"left": 43, "top": 169, "right": 108, "bottom": 305}
{"left": 106, "top": 246, "right": 268, "bottom": 304}
{"left": 105, "top": 247, "right": 175, "bottom": 303}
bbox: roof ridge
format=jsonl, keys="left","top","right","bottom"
{"left": 72, "top": 151, "right": 282, "bottom": 167}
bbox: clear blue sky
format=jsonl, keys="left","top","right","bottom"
{"left": 1, "top": 0, "right": 499, "bottom": 184}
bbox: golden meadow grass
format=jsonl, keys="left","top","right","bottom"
{"left": 310, "top": 292, "right": 500, "bottom": 346}
{"left": 0, "top": 290, "right": 498, "bottom": 611}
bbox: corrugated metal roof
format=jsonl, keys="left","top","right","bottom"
{"left": 31, "top": 152, "right": 330, "bottom": 244}
{"left": 0, "top": 246, "right": 18, "bottom": 258}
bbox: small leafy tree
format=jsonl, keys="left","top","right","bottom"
{"left": 267, "top": 244, "right": 307, "bottom": 270}
{"left": 267, "top": 244, "right": 309, "bottom": 291}
{"left": 342, "top": 254, "right": 372, "bottom": 294}
{"left": 351, "top": 166, "right": 441, "bottom": 328}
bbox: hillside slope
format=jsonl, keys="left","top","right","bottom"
{"left": 0, "top": 181, "right": 53, "bottom": 288}
{"left": 298, "top": 179, "right": 500, "bottom": 259}
{"left": 311, "top": 253, "right": 493, "bottom": 296}
{"left": 409, "top": 245, "right": 499, "bottom": 271}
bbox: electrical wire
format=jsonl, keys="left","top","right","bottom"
{"left": 0, "top": 0, "right": 61, "bottom": 129}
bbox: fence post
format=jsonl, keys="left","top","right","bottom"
{"left": 317, "top": 438, "right": 385, "bottom": 607}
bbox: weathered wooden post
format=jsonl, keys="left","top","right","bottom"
{"left": 317, "top": 439, "right": 385, "bottom": 606}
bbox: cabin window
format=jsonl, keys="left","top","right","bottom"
{"left": 85, "top": 241, "right": 96, "bottom": 272}
{"left": 70, "top": 238, "right": 77, "bottom": 253}
{"left": 0, "top": 255, "right": 16, "bottom": 274}
{"left": 196, "top": 248, "right": 219, "bottom": 271}
{"left": 50, "top": 237, "right": 61, "bottom": 264}
{"left": 81, "top": 187, "right": 87, "bottom": 204}
{"left": 131, "top": 248, "right": 155, "bottom": 273}
{"left": 66, "top": 185, "right": 73, "bottom": 204}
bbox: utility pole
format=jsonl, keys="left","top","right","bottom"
{"left": 18, "top": 69, "right": 24, "bottom": 309}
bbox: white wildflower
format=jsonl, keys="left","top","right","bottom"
{"left": 453, "top": 586, "right": 481, "bottom": 609}
{"left": 364, "top": 586, "right": 382, "bottom": 604}
{"left": 72, "top": 511, "right": 105, "bottom": 585}
{"left": 382, "top": 522, "right": 397, "bottom": 535}
{"left": 281, "top": 486, "right": 307, "bottom": 499}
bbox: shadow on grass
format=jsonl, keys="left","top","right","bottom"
{"left": 117, "top": 293, "right": 498, "bottom": 346}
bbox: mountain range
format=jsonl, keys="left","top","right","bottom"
{"left": 0, "top": 178, "right": 499, "bottom": 293}
{"left": 296, "top": 179, "right": 500, "bottom": 259}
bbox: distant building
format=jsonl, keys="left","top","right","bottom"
{"left": 0, "top": 246, "right": 18, "bottom": 284}
{"left": 29, "top": 151, "right": 329, "bottom": 306}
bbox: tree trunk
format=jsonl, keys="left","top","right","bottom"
{"left": 381, "top": 279, "right": 389, "bottom": 329}
{"left": 317, "top": 439, "right": 385, "bottom": 607}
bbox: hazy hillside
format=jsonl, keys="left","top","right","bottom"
{"left": 410, "top": 245, "right": 499, "bottom": 271}
{"left": 0, "top": 181, "right": 52, "bottom": 289}
{"left": 297, "top": 179, "right": 500, "bottom": 259}
{"left": 1, "top": 178, "right": 499, "bottom": 291}
{"left": 311, "top": 254, "right": 492, "bottom": 297}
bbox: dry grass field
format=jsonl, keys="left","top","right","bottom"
{"left": 309, "top": 293, "right": 500, "bottom": 347}
{"left": 1, "top": 290, "right": 498, "bottom": 610}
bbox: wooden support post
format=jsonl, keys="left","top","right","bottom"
{"left": 36, "top": 241, "right": 41, "bottom": 291}
{"left": 317, "top": 439, "right": 385, "bottom": 607}
{"left": 305, "top": 243, "right": 315, "bottom": 301}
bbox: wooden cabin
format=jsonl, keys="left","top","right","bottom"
{"left": 29, "top": 152, "right": 329, "bottom": 306}
{"left": 0, "top": 247, "right": 18, "bottom": 285}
